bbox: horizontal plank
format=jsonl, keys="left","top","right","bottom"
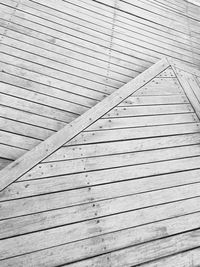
{"left": 68, "top": 228, "right": 200, "bottom": 266}
{"left": 0, "top": 61, "right": 98, "bottom": 107}
{"left": 0, "top": 96, "right": 75, "bottom": 127}
{"left": 0, "top": 211, "right": 200, "bottom": 266}
{"left": 0, "top": 143, "right": 27, "bottom": 160}
{"left": 134, "top": 87, "right": 183, "bottom": 96}
{"left": 0, "top": 117, "right": 53, "bottom": 140}
{"left": 19, "top": 0, "right": 200, "bottom": 59}
{"left": 0, "top": 49, "right": 117, "bottom": 95}
{"left": 140, "top": 247, "right": 200, "bottom": 267}
{"left": 19, "top": 156, "right": 200, "bottom": 192}
{"left": 104, "top": 104, "right": 193, "bottom": 118}
{"left": 3, "top": 13, "right": 156, "bottom": 67}
{"left": 86, "top": 113, "right": 198, "bottom": 131}
{"left": 0, "top": 86, "right": 78, "bottom": 121}
{"left": 0, "top": 56, "right": 107, "bottom": 101}
{"left": 20, "top": 144, "right": 200, "bottom": 178}
{"left": 0, "top": 130, "right": 40, "bottom": 150}
{"left": 1, "top": 31, "right": 132, "bottom": 82}
{"left": 0, "top": 21, "right": 143, "bottom": 76}
{"left": 69, "top": 123, "right": 200, "bottom": 145}
{"left": 3, "top": 173, "right": 200, "bottom": 220}
{"left": 1, "top": 194, "right": 200, "bottom": 257}
{"left": 0, "top": 39, "right": 125, "bottom": 89}
{"left": 12, "top": 2, "right": 199, "bottom": 65}
{"left": 48, "top": 132, "right": 200, "bottom": 161}
{"left": 65, "top": 0, "right": 200, "bottom": 50}
{"left": 2, "top": 166, "right": 200, "bottom": 201}
{"left": 0, "top": 105, "right": 66, "bottom": 132}
{"left": 9, "top": 5, "right": 159, "bottom": 64}
{"left": 119, "top": 95, "right": 189, "bottom": 106}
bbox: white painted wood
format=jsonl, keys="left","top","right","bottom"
{"left": 0, "top": 211, "right": 199, "bottom": 267}
{"left": 86, "top": 113, "right": 198, "bottom": 131}
{"left": 69, "top": 123, "right": 200, "bottom": 145}
{"left": 19, "top": 156, "right": 200, "bottom": 188}
{"left": 141, "top": 247, "right": 200, "bottom": 267}
{"left": 104, "top": 104, "right": 193, "bottom": 118}
{"left": 46, "top": 132, "right": 198, "bottom": 161}
{"left": 18, "top": 144, "right": 200, "bottom": 178}
{"left": 1, "top": 166, "right": 200, "bottom": 201}
{"left": 67, "top": 229, "right": 200, "bottom": 266}
{"left": 120, "top": 95, "right": 189, "bottom": 106}
{"left": 0, "top": 58, "right": 169, "bottom": 191}
{"left": 1, "top": 194, "right": 200, "bottom": 259}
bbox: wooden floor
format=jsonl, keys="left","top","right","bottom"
{"left": 1, "top": 0, "right": 200, "bottom": 170}
{"left": 1, "top": 59, "right": 200, "bottom": 266}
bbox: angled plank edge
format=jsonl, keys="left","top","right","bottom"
{"left": 0, "top": 58, "right": 170, "bottom": 192}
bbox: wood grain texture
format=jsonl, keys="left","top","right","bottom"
{"left": 0, "top": 57, "right": 169, "bottom": 191}
{"left": 1, "top": 0, "right": 200, "bottom": 265}
{"left": 0, "top": 0, "right": 200, "bottom": 168}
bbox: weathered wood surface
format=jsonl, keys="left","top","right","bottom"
{"left": 0, "top": 0, "right": 200, "bottom": 168}
{"left": 0, "top": 58, "right": 169, "bottom": 191}
{"left": 1, "top": 60, "right": 200, "bottom": 266}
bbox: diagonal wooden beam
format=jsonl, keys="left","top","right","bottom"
{"left": 0, "top": 57, "right": 170, "bottom": 192}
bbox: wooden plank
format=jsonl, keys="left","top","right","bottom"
{"left": 1, "top": 32, "right": 132, "bottom": 82}
{"left": 10, "top": 3, "right": 172, "bottom": 64}
{"left": 0, "top": 130, "right": 40, "bottom": 150}
{"left": 0, "top": 211, "right": 199, "bottom": 267}
{"left": 46, "top": 132, "right": 200, "bottom": 161}
{"left": 104, "top": 104, "right": 193, "bottom": 118}
{"left": 140, "top": 247, "right": 200, "bottom": 267}
{"left": 1, "top": 194, "right": 200, "bottom": 258}
{"left": 2, "top": 166, "right": 200, "bottom": 201}
{"left": 0, "top": 83, "right": 80, "bottom": 121}
{"left": 0, "top": 22, "right": 144, "bottom": 76}
{"left": 95, "top": 0, "right": 190, "bottom": 33}
{"left": 0, "top": 39, "right": 125, "bottom": 88}
{"left": 0, "top": 58, "right": 169, "bottom": 191}
{"left": 0, "top": 62, "right": 99, "bottom": 106}
{"left": 0, "top": 117, "right": 53, "bottom": 140}
{"left": 134, "top": 87, "right": 183, "bottom": 96}
{"left": 67, "top": 229, "right": 200, "bottom": 266}
{"left": 0, "top": 105, "right": 66, "bottom": 131}
{"left": 0, "top": 144, "right": 27, "bottom": 160}
{"left": 19, "top": 155, "right": 200, "bottom": 188}
{"left": 65, "top": 0, "right": 200, "bottom": 50}
{"left": 69, "top": 123, "right": 200, "bottom": 145}
{"left": 18, "top": 144, "right": 200, "bottom": 178}
{"left": 20, "top": 0, "right": 199, "bottom": 58}
{"left": 13, "top": 1, "right": 200, "bottom": 64}
{"left": 120, "top": 95, "right": 189, "bottom": 106}
{"left": 4, "top": 12, "right": 156, "bottom": 66}
{"left": 0, "top": 50, "right": 117, "bottom": 94}
{"left": 86, "top": 113, "right": 198, "bottom": 131}
{"left": 0, "top": 58, "right": 108, "bottom": 101}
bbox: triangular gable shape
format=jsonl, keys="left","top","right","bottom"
{"left": 2, "top": 58, "right": 200, "bottom": 266}
{"left": 0, "top": 57, "right": 170, "bottom": 192}
{"left": 1, "top": 57, "right": 200, "bottom": 193}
